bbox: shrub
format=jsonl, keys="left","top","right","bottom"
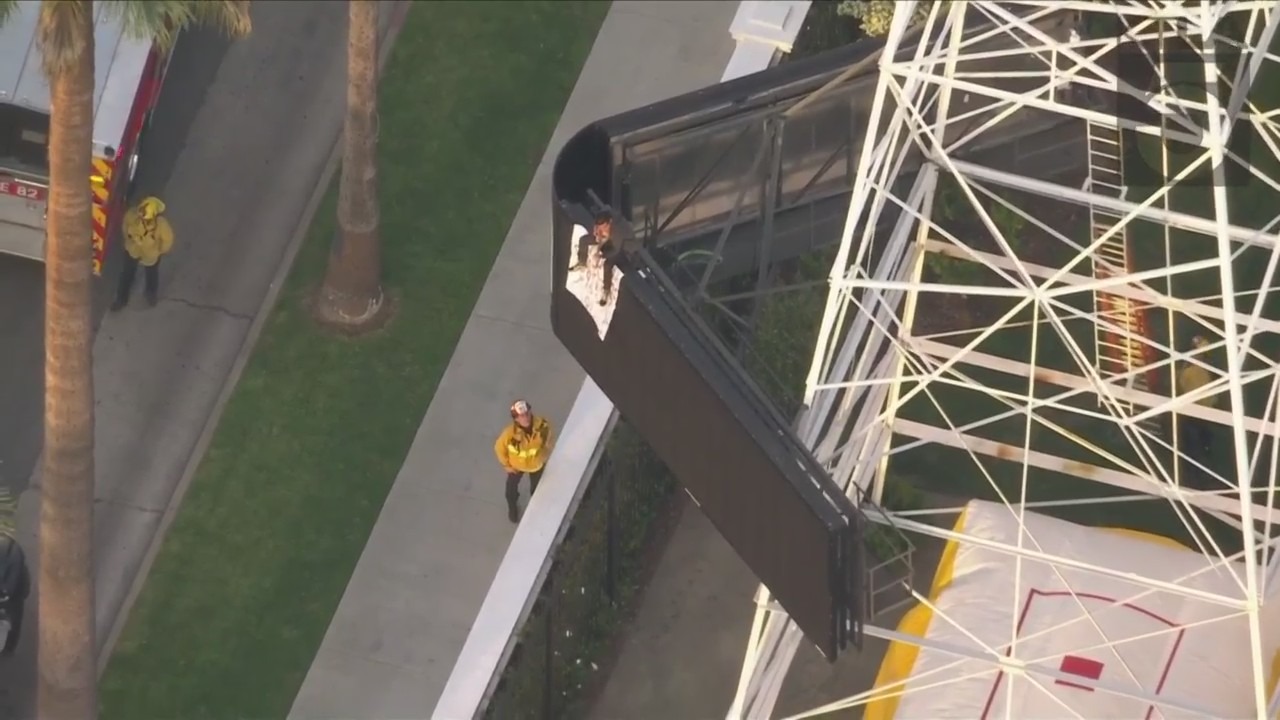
{"left": 836, "top": 0, "right": 935, "bottom": 38}
{"left": 924, "top": 176, "right": 1025, "bottom": 284}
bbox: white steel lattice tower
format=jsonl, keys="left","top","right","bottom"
{"left": 728, "top": 2, "right": 1280, "bottom": 718}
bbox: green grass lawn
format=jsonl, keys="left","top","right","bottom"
{"left": 98, "top": 3, "right": 609, "bottom": 718}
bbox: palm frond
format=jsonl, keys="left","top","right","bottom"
{"left": 107, "top": 0, "right": 251, "bottom": 52}
{"left": 0, "top": 0, "right": 20, "bottom": 26}
{"left": 189, "top": 1, "right": 252, "bottom": 40}
{"left": 37, "top": 0, "right": 95, "bottom": 78}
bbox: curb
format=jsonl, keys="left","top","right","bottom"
{"left": 96, "top": 0, "right": 414, "bottom": 675}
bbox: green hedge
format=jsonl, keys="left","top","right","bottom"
{"left": 739, "top": 251, "right": 927, "bottom": 541}
{"left": 791, "top": 0, "right": 865, "bottom": 58}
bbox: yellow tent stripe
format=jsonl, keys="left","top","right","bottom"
{"left": 865, "top": 508, "right": 969, "bottom": 720}
{"left": 92, "top": 206, "right": 106, "bottom": 227}
{"left": 866, "top": 514, "right": 1201, "bottom": 720}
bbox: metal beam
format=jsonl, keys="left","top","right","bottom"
{"left": 950, "top": 158, "right": 1279, "bottom": 248}
{"left": 1198, "top": 27, "right": 1269, "bottom": 718}
{"left": 805, "top": 172, "right": 932, "bottom": 452}
{"left": 908, "top": 336, "right": 1279, "bottom": 436}
{"left": 1224, "top": 7, "right": 1280, "bottom": 140}
{"left": 893, "top": 418, "right": 1280, "bottom": 524}
{"left": 889, "top": 65, "right": 1207, "bottom": 148}
{"left": 921, "top": 238, "right": 1280, "bottom": 338}
{"left": 878, "top": 498, "right": 1252, "bottom": 608}
{"left": 755, "top": 117, "right": 786, "bottom": 302}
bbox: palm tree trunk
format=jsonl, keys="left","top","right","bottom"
{"left": 38, "top": 3, "right": 99, "bottom": 719}
{"left": 316, "top": 0, "right": 384, "bottom": 331}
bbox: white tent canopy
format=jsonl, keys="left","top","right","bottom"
{"left": 870, "top": 500, "right": 1280, "bottom": 719}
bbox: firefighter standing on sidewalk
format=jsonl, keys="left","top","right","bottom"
{"left": 111, "top": 196, "right": 174, "bottom": 311}
{"left": 494, "top": 400, "right": 554, "bottom": 523}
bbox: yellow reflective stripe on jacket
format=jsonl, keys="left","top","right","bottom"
{"left": 123, "top": 209, "right": 175, "bottom": 267}
{"left": 495, "top": 417, "right": 552, "bottom": 473}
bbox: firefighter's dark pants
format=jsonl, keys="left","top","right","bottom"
{"left": 1180, "top": 416, "right": 1215, "bottom": 490}
{"left": 1181, "top": 416, "right": 1214, "bottom": 461}
{"left": 1, "top": 563, "right": 29, "bottom": 656}
{"left": 116, "top": 255, "right": 160, "bottom": 304}
{"left": 505, "top": 469, "right": 544, "bottom": 512}
{"left": 2, "top": 597, "right": 24, "bottom": 656}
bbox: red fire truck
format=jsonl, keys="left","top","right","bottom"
{"left": 0, "top": 1, "right": 170, "bottom": 275}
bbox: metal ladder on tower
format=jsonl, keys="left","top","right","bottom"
{"left": 1086, "top": 119, "right": 1160, "bottom": 435}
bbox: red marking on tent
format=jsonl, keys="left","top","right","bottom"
{"left": 977, "top": 589, "right": 1186, "bottom": 720}
{"left": 1057, "top": 655, "right": 1104, "bottom": 691}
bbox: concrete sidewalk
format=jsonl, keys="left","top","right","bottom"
{"left": 287, "top": 2, "right": 738, "bottom": 717}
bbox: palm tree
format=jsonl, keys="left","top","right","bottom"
{"left": 315, "top": 0, "right": 385, "bottom": 333}
{"left": 0, "top": 2, "right": 248, "bottom": 717}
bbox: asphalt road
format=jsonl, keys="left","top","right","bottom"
{"left": 0, "top": 4, "right": 354, "bottom": 716}
{"left": 0, "top": 3, "right": 230, "bottom": 515}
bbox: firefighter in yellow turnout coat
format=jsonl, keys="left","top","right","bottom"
{"left": 112, "top": 196, "right": 175, "bottom": 310}
{"left": 495, "top": 400, "right": 554, "bottom": 523}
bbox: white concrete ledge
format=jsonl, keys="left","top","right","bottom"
{"left": 731, "top": 1, "right": 811, "bottom": 53}
{"left": 432, "top": 380, "right": 616, "bottom": 720}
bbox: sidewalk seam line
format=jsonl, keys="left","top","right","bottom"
{"left": 95, "top": 0, "right": 414, "bottom": 676}
{"left": 469, "top": 310, "right": 553, "bottom": 333}
{"left": 161, "top": 295, "right": 254, "bottom": 322}
{"left": 323, "top": 645, "right": 434, "bottom": 673}
{"left": 94, "top": 498, "right": 163, "bottom": 516}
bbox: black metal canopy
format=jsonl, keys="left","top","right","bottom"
{"left": 549, "top": 8, "right": 1099, "bottom": 661}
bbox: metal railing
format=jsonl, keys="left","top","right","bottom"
{"left": 481, "top": 418, "right": 680, "bottom": 720}
{"left": 432, "top": 380, "right": 617, "bottom": 720}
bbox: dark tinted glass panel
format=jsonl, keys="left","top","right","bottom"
{"left": 0, "top": 104, "right": 49, "bottom": 176}
{"left": 553, "top": 126, "right": 865, "bottom": 658}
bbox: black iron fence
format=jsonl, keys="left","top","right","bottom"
{"left": 484, "top": 420, "right": 679, "bottom": 720}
